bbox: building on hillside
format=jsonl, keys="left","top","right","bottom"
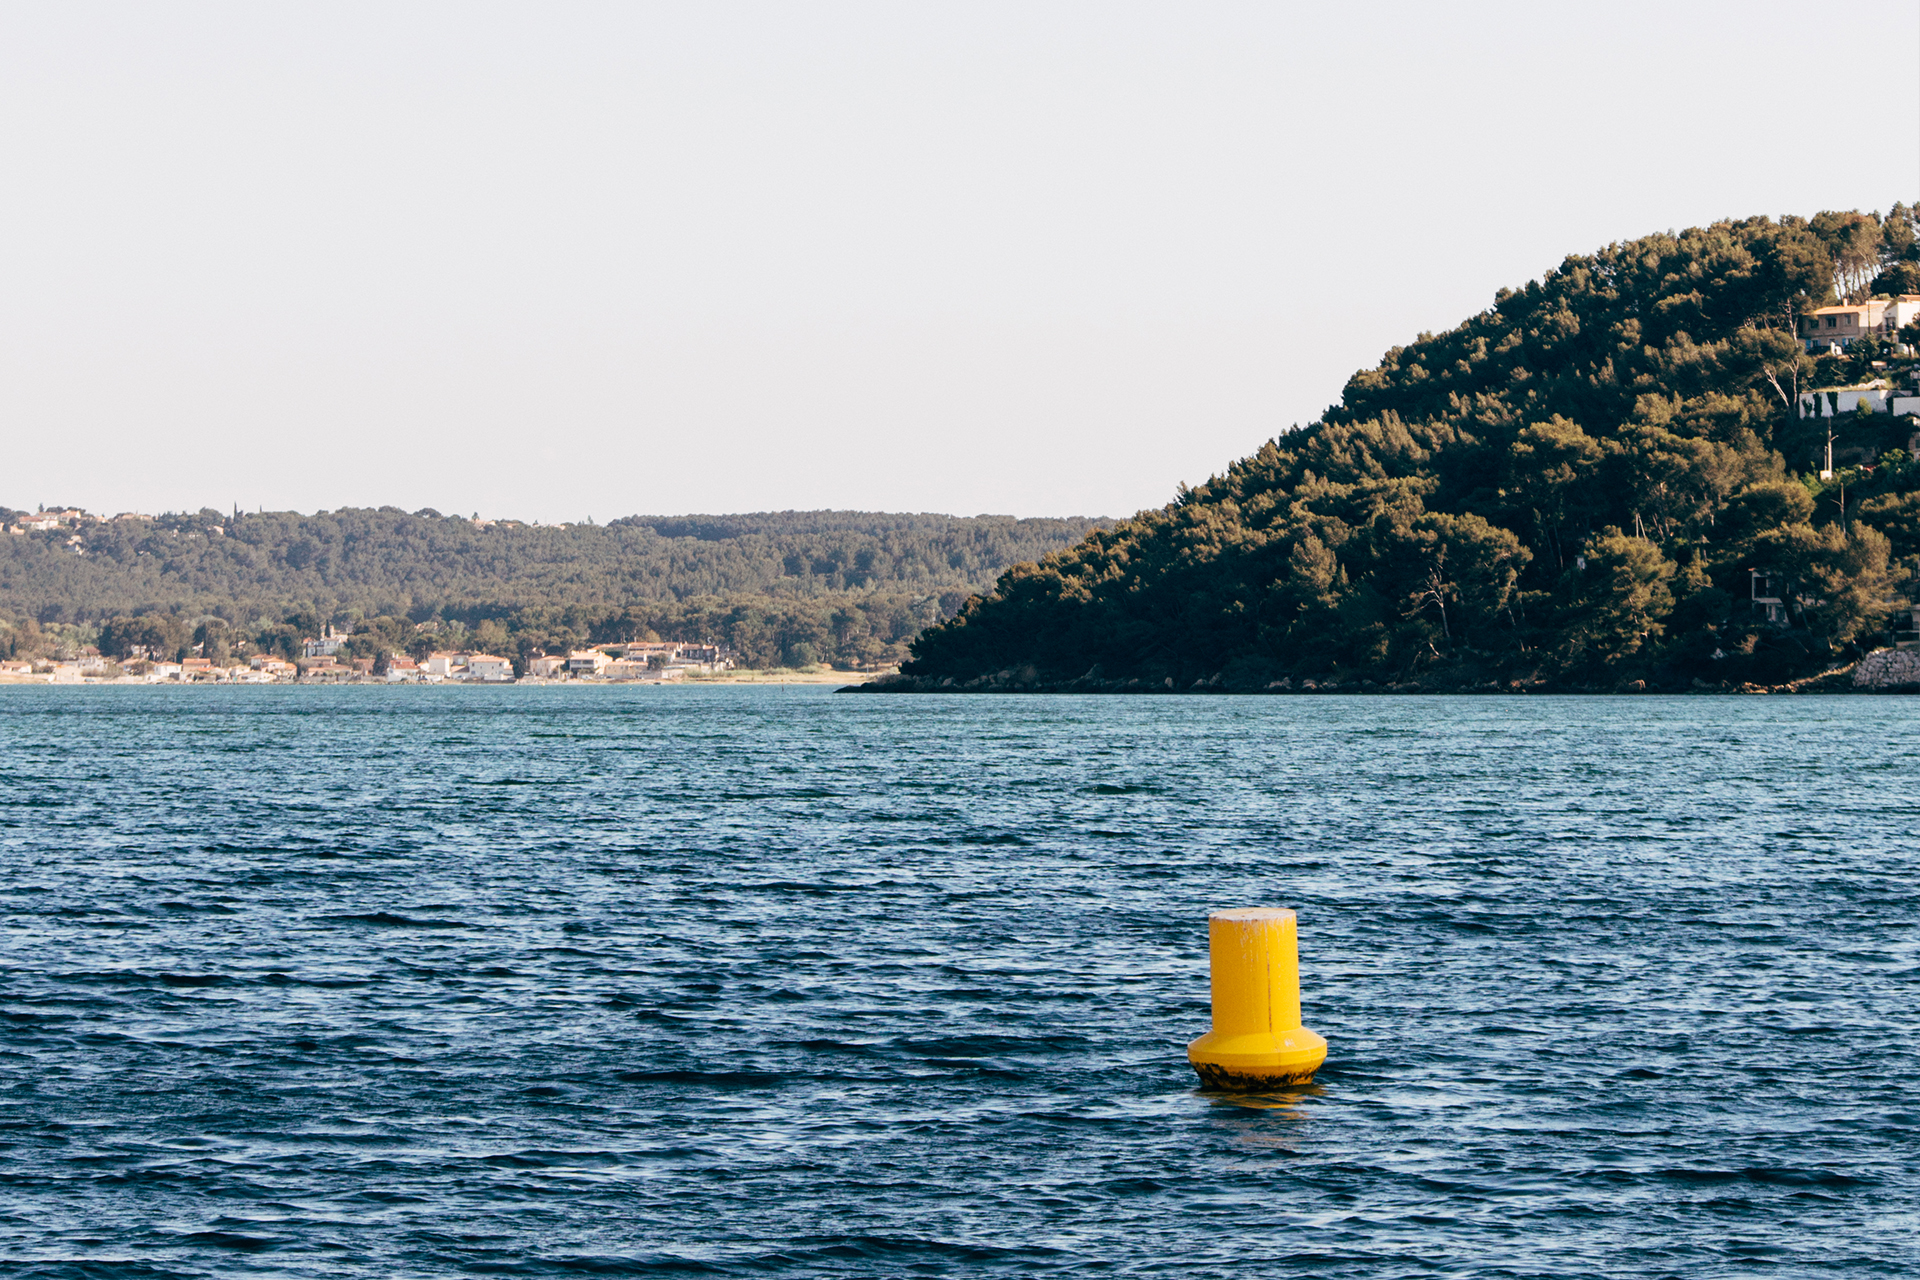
{"left": 386, "top": 657, "right": 422, "bottom": 682}
{"left": 1795, "top": 380, "right": 1920, "bottom": 471}
{"left": 1889, "top": 295, "right": 1920, "bottom": 333}
{"left": 566, "top": 650, "right": 609, "bottom": 677}
{"left": 526, "top": 654, "right": 568, "bottom": 678}
{"left": 424, "top": 651, "right": 469, "bottom": 677}
{"left": 1798, "top": 382, "right": 1897, "bottom": 418}
{"left": 304, "top": 626, "right": 348, "bottom": 659}
{"left": 1803, "top": 300, "right": 1892, "bottom": 351}
{"left": 1798, "top": 296, "right": 1920, "bottom": 352}
{"left": 1751, "top": 569, "right": 1800, "bottom": 626}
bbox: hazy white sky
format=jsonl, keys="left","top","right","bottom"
{"left": 3, "top": 1, "right": 1916, "bottom": 522}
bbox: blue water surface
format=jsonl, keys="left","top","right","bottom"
{"left": 0, "top": 686, "right": 1914, "bottom": 1278}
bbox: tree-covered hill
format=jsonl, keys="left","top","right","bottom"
{"left": 0, "top": 508, "right": 1104, "bottom": 670}
{"left": 898, "top": 210, "right": 1920, "bottom": 692}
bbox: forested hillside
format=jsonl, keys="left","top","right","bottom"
{"left": 900, "top": 209, "right": 1920, "bottom": 692}
{"left": 0, "top": 509, "right": 1103, "bottom": 670}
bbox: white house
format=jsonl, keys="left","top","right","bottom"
{"left": 1798, "top": 383, "right": 1898, "bottom": 417}
{"left": 566, "top": 649, "right": 609, "bottom": 676}
{"left": 1887, "top": 295, "right": 1920, "bottom": 333}
{"left": 462, "top": 654, "right": 514, "bottom": 682}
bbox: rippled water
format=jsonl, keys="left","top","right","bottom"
{"left": 1, "top": 686, "right": 1915, "bottom": 1277}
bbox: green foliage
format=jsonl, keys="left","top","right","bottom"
{"left": 1563, "top": 531, "right": 1675, "bottom": 667}
{"left": 0, "top": 510, "right": 1103, "bottom": 670}
{"left": 98, "top": 614, "right": 188, "bottom": 661}
{"left": 906, "top": 211, "right": 1920, "bottom": 690}
{"left": 1856, "top": 488, "right": 1920, "bottom": 558}
{"left": 1811, "top": 210, "right": 1883, "bottom": 301}
{"left": 1750, "top": 521, "right": 1898, "bottom": 644}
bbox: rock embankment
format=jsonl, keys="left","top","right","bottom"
{"left": 840, "top": 668, "right": 1147, "bottom": 694}
{"left": 841, "top": 668, "right": 1540, "bottom": 694}
{"left": 1852, "top": 648, "right": 1920, "bottom": 690}
{"left": 841, "top": 661, "right": 1879, "bottom": 695}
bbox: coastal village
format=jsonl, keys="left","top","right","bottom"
{"left": 0, "top": 613, "right": 737, "bottom": 685}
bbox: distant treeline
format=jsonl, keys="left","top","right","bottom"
{"left": 0, "top": 508, "right": 1104, "bottom": 670}
{"left": 903, "top": 208, "right": 1920, "bottom": 692}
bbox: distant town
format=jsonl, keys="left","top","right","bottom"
{"left": 0, "top": 623, "right": 737, "bottom": 685}
{"left": 0, "top": 510, "right": 746, "bottom": 684}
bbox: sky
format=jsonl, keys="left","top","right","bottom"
{"left": 3, "top": 1, "right": 1917, "bottom": 523}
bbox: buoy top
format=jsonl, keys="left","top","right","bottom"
{"left": 1209, "top": 907, "right": 1296, "bottom": 923}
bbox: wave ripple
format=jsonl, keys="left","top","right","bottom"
{"left": 0, "top": 687, "right": 1914, "bottom": 1277}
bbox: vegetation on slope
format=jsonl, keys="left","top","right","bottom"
{"left": 0, "top": 509, "right": 1104, "bottom": 671}
{"left": 904, "top": 210, "right": 1920, "bottom": 691}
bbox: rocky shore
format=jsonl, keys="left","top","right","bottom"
{"left": 1851, "top": 648, "right": 1920, "bottom": 690}
{"left": 840, "top": 655, "right": 1918, "bottom": 696}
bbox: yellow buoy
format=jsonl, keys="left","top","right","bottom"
{"left": 1187, "top": 907, "right": 1327, "bottom": 1089}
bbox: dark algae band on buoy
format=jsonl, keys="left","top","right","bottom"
{"left": 1187, "top": 907, "right": 1327, "bottom": 1089}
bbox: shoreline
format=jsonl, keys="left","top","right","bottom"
{"left": 838, "top": 663, "right": 1889, "bottom": 696}
{"left": 0, "top": 667, "right": 893, "bottom": 688}
{"left": 682, "top": 667, "right": 892, "bottom": 685}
